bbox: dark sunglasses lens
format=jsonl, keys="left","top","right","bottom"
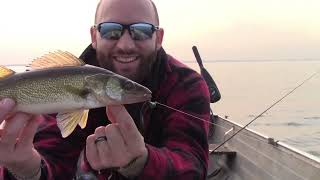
{"left": 99, "top": 23, "right": 123, "bottom": 40}
{"left": 130, "top": 23, "right": 154, "bottom": 40}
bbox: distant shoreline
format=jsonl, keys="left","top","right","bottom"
{"left": 183, "top": 59, "right": 320, "bottom": 63}
{"left": 3, "top": 59, "right": 320, "bottom": 66}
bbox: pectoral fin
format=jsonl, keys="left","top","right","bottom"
{"left": 56, "top": 109, "right": 89, "bottom": 138}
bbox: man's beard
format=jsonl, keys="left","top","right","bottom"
{"left": 96, "top": 50, "right": 157, "bottom": 83}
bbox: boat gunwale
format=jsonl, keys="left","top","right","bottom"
{"left": 213, "top": 116, "right": 320, "bottom": 165}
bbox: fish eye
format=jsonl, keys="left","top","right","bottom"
{"left": 123, "top": 81, "right": 135, "bottom": 91}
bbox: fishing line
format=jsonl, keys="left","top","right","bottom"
{"left": 142, "top": 101, "right": 266, "bottom": 142}
{"left": 147, "top": 101, "right": 229, "bottom": 130}
{"left": 211, "top": 70, "right": 319, "bottom": 152}
{"left": 141, "top": 70, "right": 319, "bottom": 152}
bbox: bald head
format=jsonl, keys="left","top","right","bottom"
{"left": 95, "top": 0, "right": 159, "bottom": 25}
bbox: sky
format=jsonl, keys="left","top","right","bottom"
{"left": 1, "top": 0, "right": 320, "bottom": 65}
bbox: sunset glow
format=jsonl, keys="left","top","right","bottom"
{"left": 0, "top": 0, "right": 319, "bottom": 64}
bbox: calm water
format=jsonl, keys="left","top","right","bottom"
{"left": 6, "top": 62, "right": 320, "bottom": 157}
{"left": 186, "top": 61, "right": 320, "bottom": 157}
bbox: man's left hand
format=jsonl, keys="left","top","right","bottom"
{"left": 86, "top": 105, "right": 148, "bottom": 177}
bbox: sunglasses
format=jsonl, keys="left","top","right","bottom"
{"left": 95, "top": 22, "right": 159, "bottom": 41}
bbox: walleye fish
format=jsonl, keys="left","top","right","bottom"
{"left": 0, "top": 50, "right": 152, "bottom": 137}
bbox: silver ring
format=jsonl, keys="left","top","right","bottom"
{"left": 94, "top": 136, "right": 107, "bottom": 144}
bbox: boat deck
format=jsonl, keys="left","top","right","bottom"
{"left": 207, "top": 116, "right": 320, "bottom": 180}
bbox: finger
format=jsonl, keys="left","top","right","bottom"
{"left": 96, "top": 139, "right": 112, "bottom": 168}
{"left": 94, "top": 126, "right": 112, "bottom": 168}
{"left": 1, "top": 113, "right": 31, "bottom": 145}
{"left": 0, "top": 121, "right": 4, "bottom": 136}
{"left": 86, "top": 135, "right": 102, "bottom": 170}
{"left": 0, "top": 120, "right": 5, "bottom": 129}
{"left": 0, "top": 98, "right": 15, "bottom": 123}
{"left": 17, "top": 115, "right": 42, "bottom": 147}
{"left": 106, "top": 105, "right": 142, "bottom": 146}
{"left": 105, "top": 124, "right": 128, "bottom": 167}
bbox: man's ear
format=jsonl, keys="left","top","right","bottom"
{"left": 155, "top": 28, "right": 164, "bottom": 51}
{"left": 90, "top": 26, "right": 97, "bottom": 49}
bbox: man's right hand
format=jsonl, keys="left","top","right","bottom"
{"left": 0, "top": 98, "right": 42, "bottom": 179}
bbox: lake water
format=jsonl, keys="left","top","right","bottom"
{"left": 5, "top": 61, "right": 320, "bottom": 157}
{"left": 186, "top": 61, "right": 320, "bottom": 157}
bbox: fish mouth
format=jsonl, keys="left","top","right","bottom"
{"left": 143, "top": 92, "right": 152, "bottom": 100}
{"left": 121, "top": 91, "right": 152, "bottom": 104}
{"left": 129, "top": 92, "right": 152, "bottom": 103}
{"left": 113, "top": 56, "right": 139, "bottom": 64}
{"left": 97, "top": 92, "right": 152, "bottom": 105}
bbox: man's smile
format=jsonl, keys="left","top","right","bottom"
{"left": 113, "top": 56, "right": 139, "bottom": 64}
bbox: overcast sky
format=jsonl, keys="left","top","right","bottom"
{"left": 1, "top": 0, "right": 320, "bottom": 65}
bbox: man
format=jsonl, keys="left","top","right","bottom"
{"left": 0, "top": 0, "right": 211, "bottom": 179}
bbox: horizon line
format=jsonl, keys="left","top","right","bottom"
{"left": 3, "top": 59, "right": 320, "bottom": 66}
{"left": 183, "top": 59, "right": 320, "bottom": 63}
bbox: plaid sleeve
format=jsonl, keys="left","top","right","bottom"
{"left": 35, "top": 115, "right": 90, "bottom": 180}
{"left": 138, "top": 69, "right": 211, "bottom": 180}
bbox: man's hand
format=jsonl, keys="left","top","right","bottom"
{"left": 0, "top": 98, "right": 42, "bottom": 179}
{"left": 86, "top": 105, "right": 148, "bottom": 177}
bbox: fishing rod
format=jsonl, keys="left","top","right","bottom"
{"left": 211, "top": 70, "right": 319, "bottom": 152}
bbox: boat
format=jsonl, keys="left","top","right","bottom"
{"left": 192, "top": 46, "right": 320, "bottom": 180}
{"left": 206, "top": 115, "right": 320, "bottom": 180}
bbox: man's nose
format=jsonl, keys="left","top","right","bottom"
{"left": 115, "top": 30, "right": 135, "bottom": 51}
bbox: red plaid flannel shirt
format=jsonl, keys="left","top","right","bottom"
{"left": 0, "top": 49, "right": 211, "bottom": 180}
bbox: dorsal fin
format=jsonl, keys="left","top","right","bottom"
{"left": 0, "top": 66, "right": 15, "bottom": 79}
{"left": 30, "top": 50, "right": 85, "bottom": 70}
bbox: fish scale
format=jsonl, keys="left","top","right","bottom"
{"left": 1, "top": 70, "right": 87, "bottom": 105}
